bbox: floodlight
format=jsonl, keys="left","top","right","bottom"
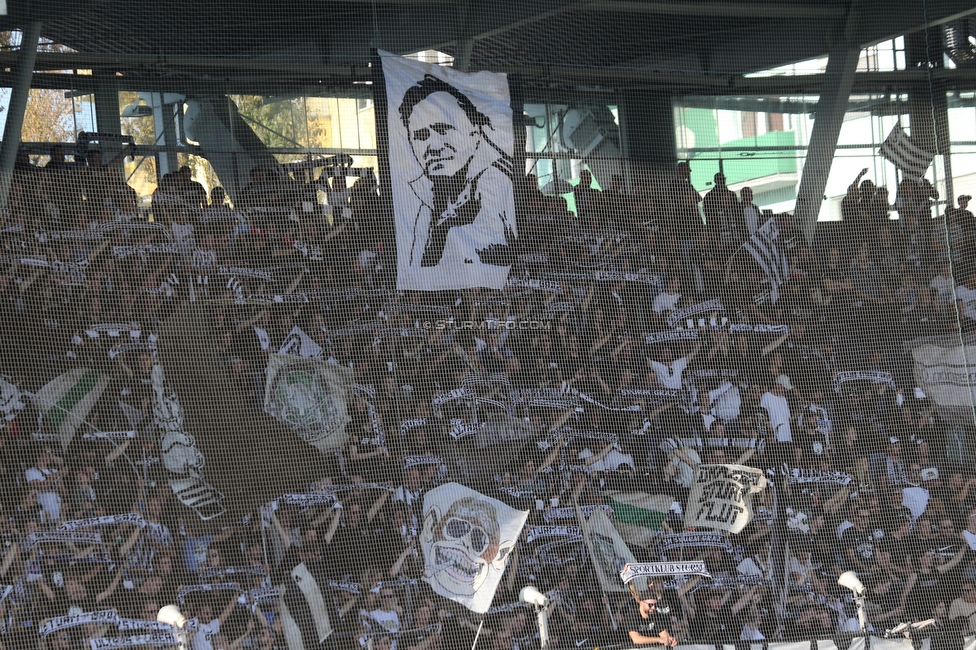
{"left": 837, "top": 572, "right": 868, "bottom": 632}
{"left": 157, "top": 604, "right": 186, "bottom": 627}
{"left": 837, "top": 571, "right": 865, "bottom": 596}
{"left": 519, "top": 585, "right": 551, "bottom": 648}
{"left": 157, "top": 605, "right": 189, "bottom": 650}
{"left": 519, "top": 585, "right": 550, "bottom": 608}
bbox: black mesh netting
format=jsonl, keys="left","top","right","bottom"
{"left": 0, "top": 4, "right": 975, "bottom": 650}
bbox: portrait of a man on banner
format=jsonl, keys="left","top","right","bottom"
{"left": 379, "top": 50, "right": 518, "bottom": 292}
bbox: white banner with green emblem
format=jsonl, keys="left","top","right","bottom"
{"left": 263, "top": 355, "right": 353, "bottom": 453}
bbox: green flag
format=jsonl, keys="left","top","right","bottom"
{"left": 606, "top": 492, "right": 674, "bottom": 548}
{"left": 32, "top": 369, "right": 110, "bottom": 450}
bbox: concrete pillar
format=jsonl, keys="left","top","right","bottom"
{"left": 906, "top": 28, "right": 953, "bottom": 204}
{"left": 617, "top": 89, "right": 676, "bottom": 181}
{"left": 0, "top": 21, "right": 41, "bottom": 208}
{"left": 794, "top": 43, "right": 860, "bottom": 243}
{"left": 146, "top": 92, "right": 182, "bottom": 179}
{"left": 454, "top": 38, "right": 474, "bottom": 72}
{"left": 94, "top": 79, "right": 122, "bottom": 137}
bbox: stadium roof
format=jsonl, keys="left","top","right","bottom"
{"left": 3, "top": 0, "right": 976, "bottom": 94}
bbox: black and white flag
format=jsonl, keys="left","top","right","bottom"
{"left": 685, "top": 464, "right": 767, "bottom": 534}
{"left": 377, "top": 50, "right": 520, "bottom": 291}
{"left": 280, "top": 562, "right": 333, "bottom": 650}
{"left": 420, "top": 483, "right": 528, "bottom": 613}
{"left": 278, "top": 326, "right": 323, "bottom": 359}
{"left": 880, "top": 123, "right": 934, "bottom": 180}
{"left": 740, "top": 218, "right": 789, "bottom": 305}
{"left": 150, "top": 297, "right": 343, "bottom": 522}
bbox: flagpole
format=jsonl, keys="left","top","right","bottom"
{"left": 470, "top": 618, "right": 485, "bottom": 650}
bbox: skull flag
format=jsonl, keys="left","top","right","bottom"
{"left": 420, "top": 483, "right": 528, "bottom": 614}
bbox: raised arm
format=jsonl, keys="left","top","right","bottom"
{"left": 0, "top": 544, "right": 18, "bottom": 577}
{"left": 760, "top": 332, "right": 789, "bottom": 357}
{"left": 217, "top": 589, "right": 240, "bottom": 625}
{"left": 684, "top": 338, "right": 704, "bottom": 364}
{"left": 95, "top": 569, "right": 124, "bottom": 603}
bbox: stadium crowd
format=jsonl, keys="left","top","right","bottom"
{"left": 0, "top": 152, "right": 974, "bottom": 650}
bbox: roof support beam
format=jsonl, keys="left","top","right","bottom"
{"left": 418, "top": 0, "right": 589, "bottom": 53}
{"left": 794, "top": 13, "right": 861, "bottom": 244}
{"left": 10, "top": 52, "right": 976, "bottom": 95}
{"left": 0, "top": 21, "right": 41, "bottom": 209}
{"left": 583, "top": 0, "right": 846, "bottom": 19}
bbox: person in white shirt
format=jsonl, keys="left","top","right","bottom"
{"left": 741, "top": 187, "right": 760, "bottom": 236}
{"left": 740, "top": 607, "right": 765, "bottom": 641}
{"left": 190, "top": 592, "right": 240, "bottom": 650}
{"left": 650, "top": 341, "right": 701, "bottom": 391}
{"left": 368, "top": 588, "right": 402, "bottom": 633}
{"left": 702, "top": 381, "right": 741, "bottom": 423}
{"left": 957, "top": 278, "right": 976, "bottom": 321}
{"left": 929, "top": 260, "right": 955, "bottom": 307}
{"left": 949, "top": 581, "right": 976, "bottom": 634}
{"left": 761, "top": 375, "right": 793, "bottom": 442}
{"left": 652, "top": 277, "right": 682, "bottom": 317}
{"left": 25, "top": 446, "right": 66, "bottom": 523}
{"left": 761, "top": 375, "right": 795, "bottom": 466}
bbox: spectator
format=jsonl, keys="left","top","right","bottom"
{"left": 741, "top": 186, "right": 760, "bottom": 237}
{"left": 702, "top": 172, "right": 740, "bottom": 250}
{"left": 761, "top": 375, "right": 795, "bottom": 464}
{"left": 574, "top": 170, "right": 602, "bottom": 224}
{"left": 948, "top": 581, "right": 976, "bottom": 634}
{"left": 623, "top": 587, "right": 678, "bottom": 647}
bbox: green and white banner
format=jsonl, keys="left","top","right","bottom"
{"left": 32, "top": 368, "right": 110, "bottom": 450}
{"left": 605, "top": 492, "right": 673, "bottom": 548}
{"left": 264, "top": 354, "right": 353, "bottom": 453}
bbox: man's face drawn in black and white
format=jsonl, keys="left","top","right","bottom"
{"left": 408, "top": 92, "right": 482, "bottom": 178}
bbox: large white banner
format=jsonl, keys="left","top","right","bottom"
{"left": 379, "top": 50, "right": 517, "bottom": 291}
{"left": 911, "top": 333, "right": 976, "bottom": 426}
{"left": 685, "top": 464, "right": 767, "bottom": 534}
{"left": 420, "top": 483, "right": 528, "bottom": 614}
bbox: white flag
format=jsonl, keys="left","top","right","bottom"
{"left": 911, "top": 332, "right": 976, "bottom": 426}
{"left": 685, "top": 464, "right": 767, "bottom": 534}
{"left": 279, "top": 326, "right": 323, "bottom": 358}
{"left": 880, "top": 123, "right": 934, "bottom": 179}
{"left": 379, "top": 50, "right": 518, "bottom": 291}
{"left": 420, "top": 483, "right": 528, "bottom": 613}
{"left": 264, "top": 354, "right": 353, "bottom": 453}
{"left": 578, "top": 504, "right": 641, "bottom": 594}
{"left": 279, "top": 562, "right": 333, "bottom": 650}
{"left": 32, "top": 369, "right": 110, "bottom": 450}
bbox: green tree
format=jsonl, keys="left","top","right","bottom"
{"left": 231, "top": 95, "right": 311, "bottom": 150}
{"left": 0, "top": 32, "right": 81, "bottom": 148}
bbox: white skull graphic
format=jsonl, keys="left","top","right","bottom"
{"left": 421, "top": 497, "right": 514, "bottom": 596}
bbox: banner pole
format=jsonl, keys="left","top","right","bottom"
{"left": 470, "top": 618, "right": 485, "bottom": 650}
